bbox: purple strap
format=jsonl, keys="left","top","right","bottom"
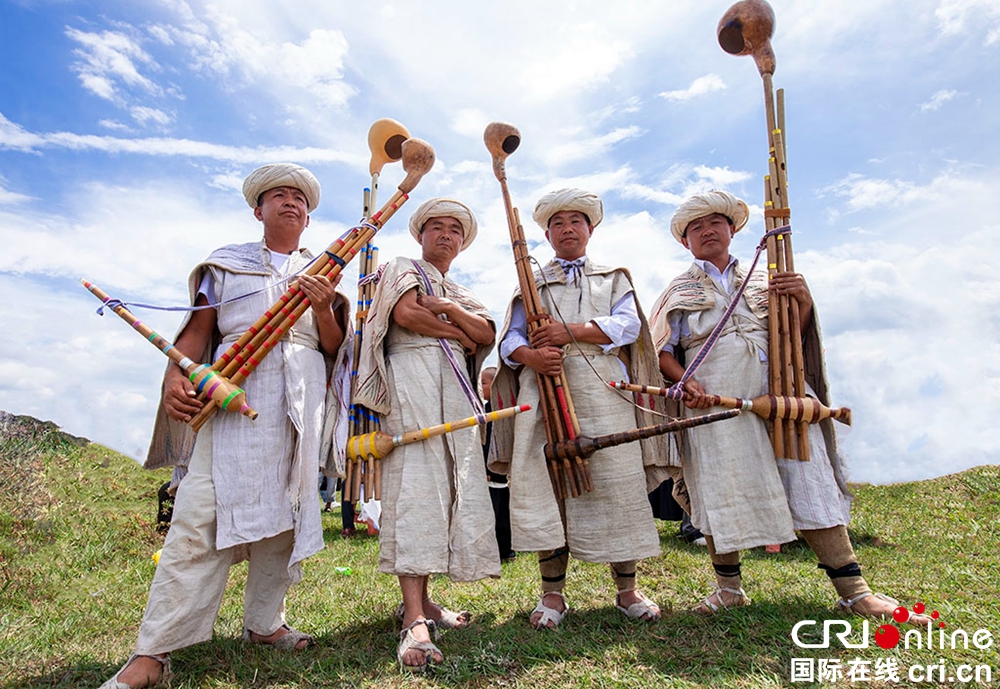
{"left": 664, "top": 225, "right": 791, "bottom": 400}
{"left": 410, "top": 260, "right": 487, "bottom": 423}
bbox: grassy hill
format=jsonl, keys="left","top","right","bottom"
{"left": 2, "top": 413, "right": 998, "bottom": 688}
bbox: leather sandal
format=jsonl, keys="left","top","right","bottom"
{"left": 693, "top": 586, "right": 750, "bottom": 614}
{"left": 242, "top": 624, "right": 313, "bottom": 651}
{"left": 838, "top": 592, "right": 934, "bottom": 627}
{"left": 99, "top": 654, "right": 171, "bottom": 689}
{"left": 615, "top": 590, "right": 661, "bottom": 622}
{"left": 394, "top": 600, "right": 471, "bottom": 630}
{"left": 397, "top": 619, "right": 442, "bottom": 671}
{"left": 530, "top": 591, "right": 569, "bottom": 630}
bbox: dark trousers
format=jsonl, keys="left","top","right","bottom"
{"left": 489, "top": 485, "right": 513, "bottom": 559}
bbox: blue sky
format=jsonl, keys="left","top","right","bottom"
{"left": 1, "top": 0, "right": 998, "bottom": 484}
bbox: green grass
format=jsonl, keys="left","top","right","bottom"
{"left": 2, "top": 414, "right": 999, "bottom": 688}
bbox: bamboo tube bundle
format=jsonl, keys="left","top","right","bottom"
{"left": 608, "top": 381, "right": 851, "bottom": 426}
{"left": 718, "top": 0, "right": 810, "bottom": 460}
{"left": 188, "top": 136, "right": 436, "bottom": 433}
{"left": 343, "top": 118, "right": 409, "bottom": 505}
{"left": 81, "top": 279, "right": 257, "bottom": 420}
{"left": 484, "top": 122, "right": 591, "bottom": 500}
{"left": 346, "top": 404, "right": 533, "bottom": 500}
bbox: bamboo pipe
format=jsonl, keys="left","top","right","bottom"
{"left": 544, "top": 410, "right": 741, "bottom": 463}
{"left": 772, "top": 99, "right": 810, "bottom": 460}
{"left": 347, "top": 404, "right": 532, "bottom": 461}
{"left": 81, "top": 279, "right": 257, "bottom": 420}
{"left": 766, "top": 164, "right": 796, "bottom": 456}
{"left": 346, "top": 404, "right": 533, "bottom": 501}
{"left": 190, "top": 138, "right": 435, "bottom": 431}
{"left": 607, "top": 381, "right": 851, "bottom": 426}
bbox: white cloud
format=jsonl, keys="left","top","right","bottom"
{"left": 151, "top": 16, "right": 355, "bottom": 111}
{"left": 544, "top": 127, "right": 644, "bottom": 166}
{"left": 0, "top": 113, "right": 45, "bottom": 150}
{"left": 276, "top": 29, "right": 355, "bottom": 111}
{"left": 819, "top": 173, "right": 931, "bottom": 211}
{"left": 659, "top": 74, "right": 727, "bottom": 102}
{"left": 0, "top": 113, "right": 362, "bottom": 166}
{"left": 98, "top": 119, "right": 131, "bottom": 132}
{"left": 450, "top": 109, "right": 492, "bottom": 140}
{"left": 920, "top": 89, "right": 960, "bottom": 111}
{"left": 0, "top": 181, "right": 34, "bottom": 205}
{"left": 517, "top": 23, "right": 634, "bottom": 101}
{"left": 66, "top": 27, "right": 161, "bottom": 103}
{"left": 802, "top": 232, "right": 1000, "bottom": 483}
{"left": 130, "top": 105, "right": 173, "bottom": 126}
{"left": 936, "top": 0, "right": 1000, "bottom": 40}
{"left": 693, "top": 165, "right": 752, "bottom": 188}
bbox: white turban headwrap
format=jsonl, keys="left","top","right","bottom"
{"left": 243, "top": 163, "right": 321, "bottom": 213}
{"left": 670, "top": 190, "right": 749, "bottom": 244}
{"left": 408, "top": 198, "right": 478, "bottom": 251}
{"left": 532, "top": 188, "right": 604, "bottom": 230}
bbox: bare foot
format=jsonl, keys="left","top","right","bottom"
{"left": 616, "top": 589, "right": 661, "bottom": 621}
{"left": 848, "top": 594, "right": 934, "bottom": 627}
{"left": 529, "top": 592, "right": 567, "bottom": 629}
{"left": 692, "top": 587, "right": 750, "bottom": 615}
{"left": 111, "top": 655, "right": 167, "bottom": 689}
{"left": 421, "top": 598, "right": 471, "bottom": 629}
{"left": 249, "top": 626, "right": 310, "bottom": 650}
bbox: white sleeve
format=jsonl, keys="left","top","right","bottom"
{"left": 197, "top": 271, "right": 216, "bottom": 305}
{"left": 499, "top": 300, "right": 530, "bottom": 368}
{"left": 592, "top": 292, "right": 641, "bottom": 353}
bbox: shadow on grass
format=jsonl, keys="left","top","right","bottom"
{"left": 13, "top": 596, "right": 847, "bottom": 689}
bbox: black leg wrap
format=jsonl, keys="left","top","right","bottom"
{"left": 713, "top": 563, "right": 742, "bottom": 578}
{"left": 818, "top": 562, "right": 862, "bottom": 579}
{"left": 541, "top": 574, "right": 566, "bottom": 583}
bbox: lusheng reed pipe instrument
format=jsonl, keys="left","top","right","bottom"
{"left": 608, "top": 381, "right": 851, "bottom": 426}
{"left": 485, "top": 122, "right": 739, "bottom": 500}
{"left": 718, "top": 0, "right": 810, "bottom": 460}
{"left": 188, "top": 137, "right": 436, "bottom": 432}
{"left": 484, "top": 122, "right": 591, "bottom": 500}
{"left": 347, "top": 405, "right": 532, "bottom": 479}
{"left": 344, "top": 118, "right": 411, "bottom": 504}
{"left": 81, "top": 279, "right": 257, "bottom": 420}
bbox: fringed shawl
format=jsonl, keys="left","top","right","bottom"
{"left": 353, "top": 257, "right": 495, "bottom": 415}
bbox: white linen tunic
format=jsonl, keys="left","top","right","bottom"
{"left": 502, "top": 264, "right": 661, "bottom": 563}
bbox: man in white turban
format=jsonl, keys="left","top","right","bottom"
{"left": 354, "top": 198, "right": 498, "bottom": 670}
{"left": 102, "top": 163, "right": 352, "bottom": 689}
{"left": 491, "top": 189, "right": 671, "bottom": 629}
{"left": 649, "top": 189, "right": 931, "bottom": 626}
